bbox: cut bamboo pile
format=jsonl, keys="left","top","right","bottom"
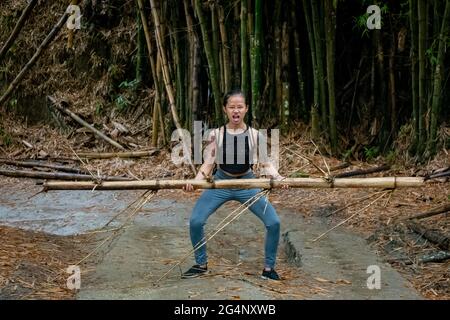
{"left": 41, "top": 176, "right": 431, "bottom": 191}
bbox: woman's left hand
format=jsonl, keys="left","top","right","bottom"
{"left": 275, "top": 175, "right": 289, "bottom": 190}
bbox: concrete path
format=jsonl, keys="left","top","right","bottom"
{"left": 0, "top": 183, "right": 421, "bottom": 299}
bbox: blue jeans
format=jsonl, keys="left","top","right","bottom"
{"left": 189, "top": 169, "right": 281, "bottom": 269}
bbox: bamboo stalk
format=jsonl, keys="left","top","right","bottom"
{"left": 71, "top": 150, "right": 158, "bottom": 159}
{"left": 0, "top": 0, "right": 39, "bottom": 62}
{"left": 48, "top": 96, "right": 126, "bottom": 151}
{"left": 0, "top": 159, "right": 88, "bottom": 174}
{"left": 405, "top": 203, "right": 450, "bottom": 220}
{"left": 194, "top": 0, "right": 222, "bottom": 124}
{"left": 291, "top": 5, "right": 306, "bottom": 119}
{"left": 149, "top": 0, "right": 182, "bottom": 130}
{"left": 240, "top": 0, "right": 249, "bottom": 98}
{"left": 149, "top": 0, "right": 195, "bottom": 176}
{"left": 409, "top": 0, "right": 419, "bottom": 152}
{"left": 427, "top": 0, "right": 450, "bottom": 156}
{"left": 334, "top": 164, "right": 390, "bottom": 178}
{"left": 311, "top": 0, "right": 327, "bottom": 129}
{"left": 217, "top": 5, "right": 230, "bottom": 93}
{"left": 252, "top": 0, "right": 262, "bottom": 124}
{"left": 0, "top": 169, "right": 132, "bottom": 181}
{"left": 0, "top": 11, "right": 70, "bottom": 108}
{"left": 324, "top": 0, "right": 337, "bottom": 154}
{"left": 42, "top": 177, "right": 428, "bottom": 191}
{"left": 136, "top": 0, "right": 161, "bottom": 147}
{"left": 407, "top": 220, "right": 450, "bottom": 250}
{"left": 417, "top": 0, "right": 427, "bottom": 155}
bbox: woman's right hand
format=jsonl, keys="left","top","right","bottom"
{"left": 183, "top": 183, "right": 195, "bottom": 192}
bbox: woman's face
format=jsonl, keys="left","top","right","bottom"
{"left": 223, "top": 94, "right": 248, "bottom": 126}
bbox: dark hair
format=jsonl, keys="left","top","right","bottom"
{"left": 222, "top": 89, "right": 246, "bottom": 106}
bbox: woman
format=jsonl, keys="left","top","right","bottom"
{"left": 182, "top": 89, "right": 287, "bottom": 280}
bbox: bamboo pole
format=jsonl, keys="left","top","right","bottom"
{"left": 240, "top": 0, "right": 249, "bottom": 99}
{"left": 0, "top": 159, "right": 88, "bottom": 174}
{"left": 405, "top": 203, "right": 450, "bottom": 220}
{"left": 427, "top": 0, "right": 450, "bottom": 156}
{"left": 149, "top": 0, "right": 196, "bottom": 176}
{"left": 417, "top": 0, "right": 427, "bottom": 155}
{"left": 324, "top": 0, "right": 337, "bottom": 154}
{"left": 409, "top": 0, "right": 419, "bottom": 152}
{"left": 0, "top": 0, "right": 39, "bottom": 62}
{"left": 149, "top": 0, "right": 183, "bottom": 130}
{"left": 311, "top": 0, "right": 327, "bottom": 129}
{"left": 48, "top": 97, "right": 126, "bottom": 151}
{"left": 0, "top": 11, "right": 70, "bottom": 108}
{"left": 194, "top": 0, "right": 222, "bottom": 124}
{"left": 42, "top": 177, "right": 428, "bottom": 191}
{"left": 136, "top": 0, "right": 161, "bottom": 147}
{"left": 70, "top": 150, "right": 158, "bottom": 159}
{"left": 0, "top": 169, "right": 132, "bottom": 181}
{"left": 217, "top": 5, "right": 230, "bottom": 93}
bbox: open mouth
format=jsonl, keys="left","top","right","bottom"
{"left": 232, "top": 114, "right": 240, "bottom": 122}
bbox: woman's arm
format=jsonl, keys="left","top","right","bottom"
{"left": 184, "top": 130, "right": 217, "bottom": 190}
{"left": 260, "top": 161, "right": 284, "bottom": 180}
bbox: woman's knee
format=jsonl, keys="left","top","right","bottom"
{"left": 267, "top": 215, "right": 281, "bottom": 231}
{"left": 190, "top": 213, "right": 205, "bottom": 230}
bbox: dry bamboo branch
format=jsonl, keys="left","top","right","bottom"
{"left": 0, "top": 11, "right": 69, "bottom": 107}
{"left": 325, "top": 190, "right": 388, "bottom": 217}
{"left": 311, "top": 191, "right": 390, "bottom": 242}
{"left": 72, "top": 150, "right": 159, "bottom": 159}
{"left": 405, "top": 203, "right": 450, "bottom": 220}
{"left": 0, "top": 159, "right": 88, "bottom": 174}
{"left": 286, "top": 146, "right": 327, "bottom": 176}
{"left": 0, "top": 0, "right": 39, "bottom": 62}
{"left": 334, "top": 164, "right": 391, "bottom": 178}
{"left": 48, "top": 96, "right": 126, "bottom": 151}
{"left": 312, "top": 162, "right": 351, "bottom": 174}
{"left": 0, "top": 168, "right": 132, "bottom": 181}
{"left": 407, "top": 220, "right": 450, "bottom": 250}
{"left": 42, "top": 176, "right": 428, "bottom": 191}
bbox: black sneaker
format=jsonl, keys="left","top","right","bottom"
{"left": 261, "top": 268, "right": 281, "bottom": 280}
{"left": 182, "top": 264, "right": 208, "bottom": 279}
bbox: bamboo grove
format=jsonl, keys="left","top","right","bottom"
{"left": 133, "top": 0, "right": 450, "bottom": 159}
{"left": 0, "top": 0, "right": 449, "bottom": 160}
